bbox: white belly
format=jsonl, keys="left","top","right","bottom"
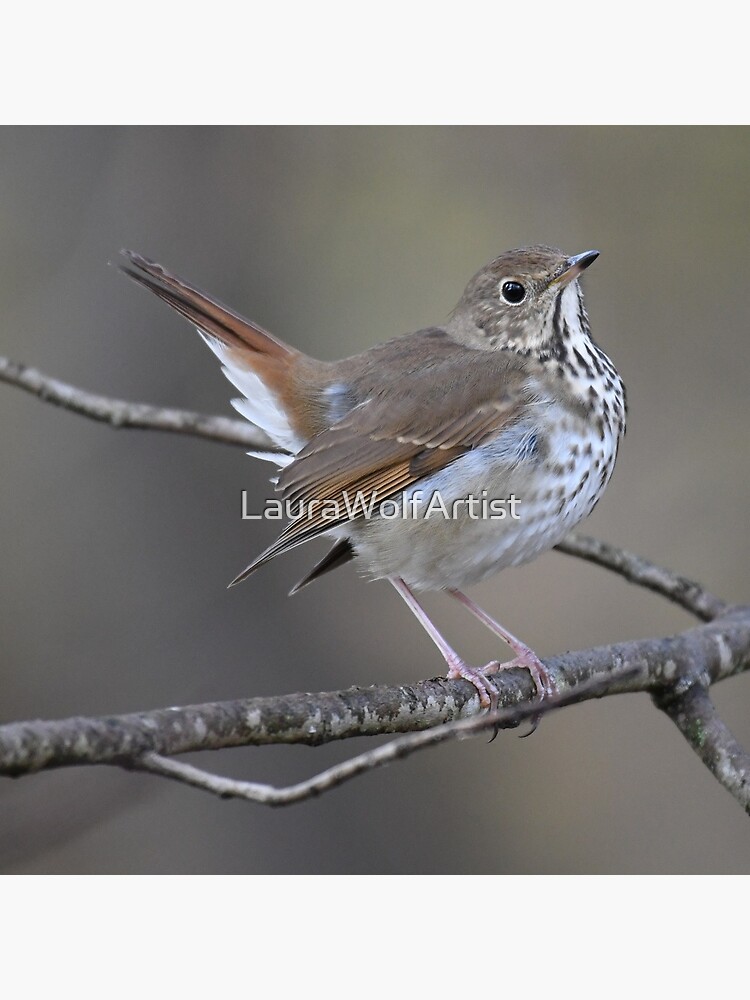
{"left": 347, "top": 408, "right": 620, "bottom": 591}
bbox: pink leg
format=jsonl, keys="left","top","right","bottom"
{"left": 447, "top": 589, "right": 553, "bottom": 701}
{"left": 390, "top": 578, "right": 498, "bottom": 710}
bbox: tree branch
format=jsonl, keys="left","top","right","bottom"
{"left": 2, "top": 606, "right": 749, "bottom": 808}
{"left": 555, "top": 534, "right": 726, "bottom": 622}
{"left": 2, "top": 353, "right": 749, "bottom": 814}
{"left": 131, "top": 671, "right": 636, "bottom": 805}
{"left": 653, "top": 682, "right": 750, "bottom": 814}
{"left": 0, "top": 355, "right": 275, "bottom": 450}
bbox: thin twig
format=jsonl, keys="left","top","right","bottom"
{"left": 0, "top": 356, "right": 276, "bottom": 450}
{"left": 555, "top": 533, "right": 727, "bottom": 622}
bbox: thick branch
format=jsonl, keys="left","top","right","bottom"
{"left": 132, "top": 672, "right": 632, "bottom": 805}
{"left": 2, "top": 606, "right": 748, "bottom": 778}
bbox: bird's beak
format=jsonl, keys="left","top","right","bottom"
{"left": 550, "top": 250, "right": 600, "bottom": 288}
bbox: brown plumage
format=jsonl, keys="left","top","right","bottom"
{"left": 121, "top": 247, "right": 625, "bottom": 713}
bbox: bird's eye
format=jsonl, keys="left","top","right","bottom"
{"left": 501, "top": 281, "right": 526, "bottom": 304}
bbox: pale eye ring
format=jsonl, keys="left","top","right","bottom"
{"left": 501, "top": 280, "right": 526, "bottom": 304}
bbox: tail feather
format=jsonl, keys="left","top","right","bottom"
{"left": 120, "top": 250, "right": 348, "bottom": 590}
{"left": 120, "top": 251, "right": 297, "bottom": 361}
{"left": 120, "top": 250, "right": 306, "bottom": 454}
{"left": 289, "top": 539, "right": 354, "bottom": 595}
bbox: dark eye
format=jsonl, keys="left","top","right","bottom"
{"left": 501, "top": 281, "right": 526, "bottom": 304}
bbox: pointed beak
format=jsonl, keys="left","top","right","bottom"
{"left": 550, "top": 250, "right": 600, "bottom": 288}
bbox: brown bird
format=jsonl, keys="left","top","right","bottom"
{"left": 121, "top": 247, "right": 626, "bottom": 711}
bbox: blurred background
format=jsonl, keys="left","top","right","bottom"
{"left": 0, "top": 126, "right": 748, "bottom": 873}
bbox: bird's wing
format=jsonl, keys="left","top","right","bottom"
{"left": 231, "top": 346, "right": 540, "bottom": 583}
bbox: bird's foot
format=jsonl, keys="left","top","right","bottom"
{"left": 445, "top": 658, "right": 499, "bottom": 712}
{"left": 482, "top": 647, "right": 554, "bottom": 701}
{"left": 482, "top": 648, "right": 554, "bottom": 737}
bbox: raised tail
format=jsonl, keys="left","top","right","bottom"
{"left": 120, "top": 251, "right": 317, "bottom": 455}
{"left": 120, "top": 251, "right": 296, "bottom": 362}
{"left": 120, "top": 251, "right": 341, "bottom": 590}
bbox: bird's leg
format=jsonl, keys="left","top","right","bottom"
{"left": 390, "top": 577, "right": 498, "bottom": 711}
{"left": 447, "top": 589, "right": 553, "bottom": 701}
